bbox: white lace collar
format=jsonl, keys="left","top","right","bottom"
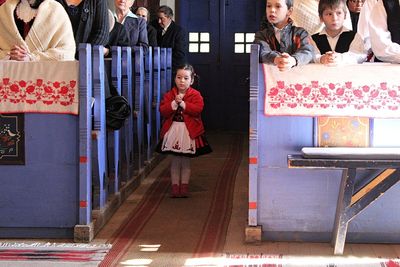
{"left": 16, "top": 0, "right": 38, "bottom": 23}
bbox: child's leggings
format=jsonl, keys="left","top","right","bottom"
{"left": 170, "top": 155, "right": 191, "bottom": 185}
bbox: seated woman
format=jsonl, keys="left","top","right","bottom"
{"left": 135, "top": 6, "right": 157, "bottom": 47}
{"left": 114, "top": 0, "right": 149, "bottom": 50}
{"left": 105, "top": 9, "right": 130, "bottom": 57}
{"left": 0, "top": 0, "right": 75, "bottom": 61}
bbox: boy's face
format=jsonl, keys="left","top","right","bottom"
{"left": 321, "top": 4, "right": 346, "bottom": 33}
{"left": 347, "top": 0, "right": 364, "bottom": 13}
{"left": 266, "top": 0, "right": 292, "bottom": 29}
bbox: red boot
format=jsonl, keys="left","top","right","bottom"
{"left": 180, "top": 183, "right": 189, "bottom": 198}
{"left": 171, "top": 184, "right": 180, "bottom": 198}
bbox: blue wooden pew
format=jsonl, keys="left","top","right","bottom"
{"left": 77, "top": 43, "right": 93, "bottom": 230}
{"left": 166, "top": 48, "right": 172, "bottom": 90}
{"left": 247, "top": 43, "right": 400, "bottom": 253}
{"left": 133, "top": 47, "right": 145, "bottom": 173}
{"left": 0, "top": 42, "right": 163, "bottom": 242}
{"left": 153, "top": 47, "right": 161, "bottom": 146}
{"left": 121, "top": 47, "right": 134, "bottom": 183}
{"left": 144, "top": 47, "right": 153, "bottom": 162}
{"left": 107, "top": 46, "right": 123, "bottom": 193}
{"left": 160, "top": 48, "right": 168, "bottom": 97}
{"left": 91, "top": 45, "right": 108, "bottom": 210}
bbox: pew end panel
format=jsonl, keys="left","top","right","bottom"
{"left": 248, "top": 44, "right": 400, "bottom": 252}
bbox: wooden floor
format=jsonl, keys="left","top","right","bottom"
{"left": 93, "top": 132, "right": 400, "bottom": 266}
{"left": 2, "top": 132, "right": 400, "bottom": 266}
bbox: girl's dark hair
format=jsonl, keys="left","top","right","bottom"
{"left": 318, "top": 0, "right": 347, "bottom": 16}
{"left": 158, "top": 5, "right": 174, "bottom": 18}
{"left": 285, "top": 0, "right": 294, "bottom": 9}
{"left": 176, "top": 64, "right": 195, "bottom": 80}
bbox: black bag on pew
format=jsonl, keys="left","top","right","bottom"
{"left": 105, "top": 85, "right": 131, "bottom": 130}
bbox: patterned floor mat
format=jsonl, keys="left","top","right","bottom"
{"left": 0, "top": 242, "right": 111, "bottom": 266}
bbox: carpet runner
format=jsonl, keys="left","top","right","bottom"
{"left": 193, "top": 134, "right": 243, "bottom": 257}
{"left": 99, "top": 133, "right": 244, "bottom": 266}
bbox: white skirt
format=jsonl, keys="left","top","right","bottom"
{"left": 161, "top": 122, "right": 196, "bottom": 154}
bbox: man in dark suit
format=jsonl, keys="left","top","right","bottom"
{"left": 155, "top": 5, "right": 188, "bottom": 72}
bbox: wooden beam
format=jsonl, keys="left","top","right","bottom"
{"left": 351, "top": 169, "right": 396, "bottom": 205}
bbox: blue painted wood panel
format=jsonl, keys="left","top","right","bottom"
{"left": 252, "top": 44, "right": 400, "bottom": 242}
{"left": 0, "top": 114, "right": 78, "bottom": 229}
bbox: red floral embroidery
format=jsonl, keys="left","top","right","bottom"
{"left": 172, "top": 141, "right": 181, "bottom": 150}
{"left": 266, "top": 80, "right": 400, "bottom": 114}
{"left": 0, "top": 78, "right": 77, "bottom": 108}
{"left": 384, "top": 260, "right": 400, "bottom": 267}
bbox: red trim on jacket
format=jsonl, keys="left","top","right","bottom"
{"left": 159, "top": 87, "right": 205, "bottom": 139}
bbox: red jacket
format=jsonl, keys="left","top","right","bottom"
{"left": 159, "top": 87, "right": 205, "bottom": 139}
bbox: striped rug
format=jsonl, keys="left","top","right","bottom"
{"left": 0, "top": 242, "right": 111, "bottom": 266}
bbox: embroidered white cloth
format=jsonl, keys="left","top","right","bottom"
{"left": 263, "top": 63, "right": 400, "bottom": 118}
{"left": 0, "top": 60, "right": 79, "bottom": 115}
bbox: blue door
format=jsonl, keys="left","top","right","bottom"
{"left": 178, "top": 0, "right": 264, "bottom": 130}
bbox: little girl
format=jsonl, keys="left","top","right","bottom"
{"left": 157, "top": 64, "right": 212, "bottom": 198}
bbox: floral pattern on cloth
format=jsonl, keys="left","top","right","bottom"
{"left": 161, "top": 122, "right": 196, "bottom": 154}
{"left": 263, "top": 63, "right": 400, "bottom": 118}
{"left": 0, "top": 79, "right": 77, "bottom": 107}
{"left": 0, "top": 61, "right": 79, "bottom": 115}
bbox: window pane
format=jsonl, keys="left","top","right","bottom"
{"left": 200, "top": 32, "right": 210, "bottom": 42}
{"left": 246, "top": 44, "right": 252, "bottom": 53}
{"left": 200, "top": 43, "right": 210, "bottom": 53}
{"left": 235, "top": 44, "right": 245, "bottom": 53}
{"left": 246, "top": 33, "right": 255, "bottom": 43}
{"left": 235, "top": 33, "right": 244, "bottom": 43}
{"left": 189, "top": 43, "right": 199, "bottom": 53}
{"left": 189, "top": 32, "right": 199, "bottom": 42}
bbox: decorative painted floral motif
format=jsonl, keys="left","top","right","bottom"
{"left": 317, "top": 117, "right": 370, "bottom": 147}
{"left": 0, "top": 78, "right": 77, "bottom": 108}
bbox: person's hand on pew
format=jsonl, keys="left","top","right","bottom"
{"left": 320, "top": 51, "right": 343, "bottom": 66}
{"left": 9, "top": 45, "right": 31, "bottom": 61}
{"left": 273, "top": 53, "right": 297, "bottom": 71}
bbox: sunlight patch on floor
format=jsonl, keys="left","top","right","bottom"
{"left": 184, "top": 255, "right": 399, "bottom": 266}
{"left": 120, "top": 258, "right": 152, "bottom": 266}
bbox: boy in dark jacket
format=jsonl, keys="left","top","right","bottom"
{"left": 254, "top": 0, "right": 314, "bottom": 71}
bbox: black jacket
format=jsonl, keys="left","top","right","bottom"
{"left": 57, "top": 0, "right": 109, "bottom": 57}
{"left": 383, "top": 0, "right": 400, "bottom": 44}
{"left": 148, "top": 24, "right": 158, "bottom": 48}
{"left": 156, "top": 21, "right": 188, "bottom": 71}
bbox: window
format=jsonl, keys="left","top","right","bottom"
{"left": 189, "top": 32, "right": 210, "bottom": 53}
{"left": 234, "top": 33, "right": 255, "bottom": 53}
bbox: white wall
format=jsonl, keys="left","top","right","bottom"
{"left": 160, "top": 0, "right": 175, "bottom": 15}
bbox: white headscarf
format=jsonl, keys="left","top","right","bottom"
{"left": 16, "top": 0, "right": 38, "bottom": 23}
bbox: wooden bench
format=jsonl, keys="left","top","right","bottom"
{"left": 288, "top": 148, "right": 400, "bottom": 255}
